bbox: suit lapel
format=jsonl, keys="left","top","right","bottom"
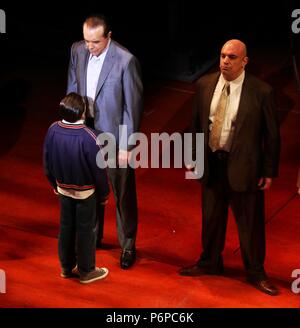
{"left": 95, "top": 41, "right": 115, "bottom": 98}
{"left": 203, "top": 73, "right": 219, "bottom": 134}
{"left": 233, "top": 73, "right": 252, "bottom": 136}
{"left": 80, "top": 48, "right": 90, "bottom": 95}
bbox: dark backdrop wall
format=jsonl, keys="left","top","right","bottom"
{"left": 0, "top": 1, "right": 298, "bottom": 82}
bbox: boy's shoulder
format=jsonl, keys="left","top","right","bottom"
{"left": 83, "top": 126, "right": 98, "bottom": 136}
{"left": 82, "top": 126, "right": 101, "bottom": 144}
{"left": 47, "top": 121, "right": 59, "bottom": 131}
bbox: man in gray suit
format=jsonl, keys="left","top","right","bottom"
{"left": 180, "top": 40, "right": 280, "bottom": 295}
{"left": 67, "top": 14, "right": 143, "bottom": 269}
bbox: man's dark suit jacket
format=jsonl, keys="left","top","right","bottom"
{"left": 192, "top": 71, "right": 280, "bottom": 192}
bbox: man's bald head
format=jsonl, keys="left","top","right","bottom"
{"left": 222, "top": 39, "right": 247, "bottom": 57}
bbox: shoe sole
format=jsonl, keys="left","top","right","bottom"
{"left": 80, "top": 268, "right": 109, "bottom": 284}
{"left": 61, "top": 273, "right": 80, "bottom": 278}
{"left": 120, "top": 259, "right": 136, "bottom": 270}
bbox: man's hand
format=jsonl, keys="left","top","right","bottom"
{"left": 185, "top": 163, "right": 200, "bottom": 178}
{"left": 258, "top": 177, "right": 272, "bottom": 190}
{"left": 118, "top": 149, "right": 132, "bottom": 167}
{"left": 186, "top": 164, "right": 195, "bottom": 171}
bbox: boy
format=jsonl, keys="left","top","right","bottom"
{"left": 44, "top": 92, "right": 109, "bottom": 283}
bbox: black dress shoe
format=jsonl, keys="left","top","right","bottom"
{"left": 120, "top": 249, "right": 136, "bottom": 269}
{"left": 179, "top": 264, "right": 223, "bottom": 276}
{"left": 247, "top": 278, "right": 279, "bottom": 296}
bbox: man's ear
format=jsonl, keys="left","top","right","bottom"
{"left": 243, "top": 56, "right": 249, "bottom": 67}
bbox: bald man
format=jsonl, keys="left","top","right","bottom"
{"left": 180, "top": 40, "right": 280, "bottom": 296}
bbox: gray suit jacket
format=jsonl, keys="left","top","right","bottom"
{"left": 192, "top": 71, "right": 280, "bottom": 192}
{"left": 67, "top": 40, "right": 143, "bottom": 150}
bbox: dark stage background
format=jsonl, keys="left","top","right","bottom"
{"left": 0, "top": 2, "right": 298, "bottom": 82}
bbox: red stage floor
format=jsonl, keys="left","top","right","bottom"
{"left": 0, "top": 48, "right": 300, "bottom": 308}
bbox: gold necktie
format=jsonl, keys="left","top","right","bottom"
{"left": 209, "top": 82, "right": 230, "bottom": 151}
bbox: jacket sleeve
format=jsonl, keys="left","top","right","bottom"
{"left": 190, "top": 84, "right": 202, "bottom": 163}
{"left": 119, "top": 56, "right": 143, "bottom": 150}
{"left": 43, "top": 129, "right": 58, "bottom": 191}
{"left": 87, "top": 136, "right": 110, "bottom": 202}
{"left": 67, "top": 43, "right": 78, "bottom": 94}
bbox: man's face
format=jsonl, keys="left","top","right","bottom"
{"left": 219, "top": 41, "right": 248, "bottom": 81}
{"left": 83, "top": 24, "right": 110, "bottom": 57}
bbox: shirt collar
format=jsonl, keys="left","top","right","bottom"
{"left": 220, "top": 71, "right": 245, "bottom": 93}
{"left": 62, "top": 119, "right": 85, "bottom": 125}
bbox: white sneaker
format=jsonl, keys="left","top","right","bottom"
{"left": 79, "top": 267, "right": 109, "bottom": 284}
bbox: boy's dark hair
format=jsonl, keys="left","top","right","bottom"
{"left": 84, "top": 14, "right": 111, "bottom": 37}
{"left": 59, "top": 93, "right": 86, "bottom": 123}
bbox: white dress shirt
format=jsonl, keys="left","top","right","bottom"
{"left": 209, "top": 71, "right": 245, "bottom": 151}
{"left": 86, "top": 39, "right": 111, "bottom": 117}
